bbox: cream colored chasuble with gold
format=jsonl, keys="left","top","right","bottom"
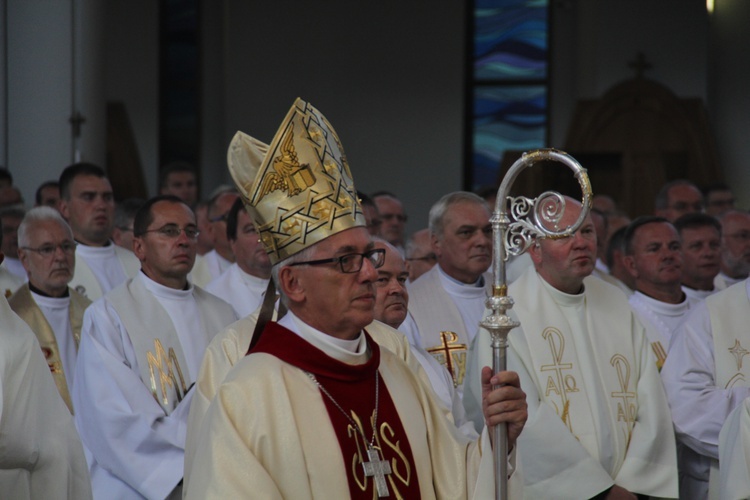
{"left": 465, "top": 267, "right": 677, "bottom": 499}
{"left": 185, "top": 311, "right": 517, "bottom": 499}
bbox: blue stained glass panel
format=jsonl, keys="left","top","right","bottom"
{"left": 472, "top": 85, "right": 546, "bottom": 189}
{"left": 475, "top": 0, "right": 548, "bottom": 81}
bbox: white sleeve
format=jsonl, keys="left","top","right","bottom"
{"left": 72, "top": 300, "right": 189, "bottom": 499}
{"left": 662, "top": 302, "right": 750, "bottom": 459}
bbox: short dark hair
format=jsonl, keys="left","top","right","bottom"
{"left": 225, "top": 197, "right": 247, "bottom": 241}
{"left": 59, "top": 163, "right": 107, "bottom": 200}
{"left": 115, "top": 198, "right": 146, "bottom": 230}
{"left": 674, "top": 212, "right": 721, "bottom": 235}
{"left": 35, "top": 181, "right": 59, "bottom": 205}
{"left": 654, "top": 179, "right": 698, "bottom": 210}
{"left": 605, "top": 225, "right": 628, "bottom": 269}
{"left": 623, "top": 215, "right": 670, "bottom": 255}
{"left": 133, "top": 195, "right": 190, "bottom": 237}
{"left": 370, "top": 190, "right": 398, "bottom": 200}
{"left": 358, "top": 190, "right": 376, "bottom": 209}
{"left": 0, "top": 168, "right": 12, "bottom": 185}
{"left": 701, "top": 181, "right": 731, "bottom": 198}
{"left": 159, "top": 161, "right": 196, "bottom": 189}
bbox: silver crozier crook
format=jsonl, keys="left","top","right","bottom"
{"left": 482, "top": 148, "right": 592, "bottom": 500}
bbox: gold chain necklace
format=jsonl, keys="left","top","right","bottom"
{"left": 305, "top": 370, "right": 392, "bottom": 497}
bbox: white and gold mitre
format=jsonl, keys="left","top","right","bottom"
{"left": 227, "top": 98, "right": 366, "bottom": 264}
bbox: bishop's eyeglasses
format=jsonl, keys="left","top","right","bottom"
{"left": 287, "top": 248, "right": 386, "bottom": 273}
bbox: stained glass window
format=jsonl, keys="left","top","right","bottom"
{"left": 467, "top": 0, "right": 549, "bottom": 190}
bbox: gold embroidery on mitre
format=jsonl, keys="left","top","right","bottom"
{"left": 146, "top": 339, "right": 187, "bottom": 407}
{"left": 426, "top": 331, "right": 467, "bottom": 387}
{"left": 227, "top": 98, "right": 366, "bottom": 264}
{"left": 539, "top": 327, "right": 578, "bottom": 432}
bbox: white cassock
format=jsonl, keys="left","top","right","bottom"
{"left": 718, "top": 396, "right": 750, "bottom": 500}
{"left": 406, "top": 265, "right": 490, "bottom": 396}
{"left": 662, "top": 279, "right": 750, "bottom": 500}
{"left": 0, "top": 295, "right": 92, "bottom": 499}
{"left": 190, "top": 249, "right": 231, "bottom": 288}
{"left": 464, "top": 267, "right": 678, "bottom": 499}
{"left": 628, "top": 290, "right": 701, "bottom": 370}
{"left": 682, "top": 285, "right": 717, "bottom": 301}
{"left": 185, "top": 311, "right": 518, "bottom": 499}
{"left": 591, "top": 268, "right": 633, "bottom": 297}
{"left": 0, "top": 265, "right": 24, "bottom": 297}
{"left": 183, "top": 311, "right": 482, "bottom": 491}
{"left": 72, "top": 272, "right": 237, "bottom": 499}
{"left": 204, "top": 263, "right": 268, "bottom": 318}
{"left": 70, "top": 243, "right": 140, "bottom": 301}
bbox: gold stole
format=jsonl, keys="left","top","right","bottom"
{"left": 109, "top": 276, "right": 232, "bottom": 415}
{"left": 8, "top": 284, "right": 89, "bottom": 413}
{"left": 408, "top": 266, "right": 489, "bottom": 388}
{"left": 512, "top": 270, "right": 639, "bottom": 468}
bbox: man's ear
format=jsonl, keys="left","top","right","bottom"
{"left": 528, "top": 241, "right": 543, "bottom": 266}
{"left": 278, "top": 266, "right": 305, "bottom": 304}
{"left": 431, "top": 232, "right": 441, "bottom": 257}
{"left": 132, "top": 236, "right": 146, "bottom": 261}
{"left": 59, "top": 199, "right": 70, "bottom": 220}
{"left": 623, "top": 254, "right": 638, "bottom": 279}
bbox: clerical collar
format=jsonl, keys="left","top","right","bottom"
{"left": 138, "top": 270, "right": 193, "bottom": 298}
{"left": 436, "top": 265, "right": 486, "bottom": 298}
{"left": 75, "top": 241, "right": 116, "bottom": 258}
{"left": 279, "top": 311, "right": 368, "bottom": 363}
{"left": 539, "top": 275, "right": 586, "bottom": 307}
{"left": 631, "top": 290, "right": 690, "bottom": 317}
{"left": 29, "top": 281, "right": 69, "bottom": 298}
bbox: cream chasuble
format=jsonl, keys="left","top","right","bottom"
{"left": 70, "top": 243, "right": 139, "bottom": 301}
{"left": 72, "top": 272, "right": 236, "bottom": 499}
{"left": 190, "top": 249, "right": 231, "bottom": 288}
{"left": 464, "top": 267, "right": 678, "bottom": 499}
{"left": 9, "top": 284, "right": 90, "bottom": 413}
{"left": 204, "top": 263, "right": 269, "bottom": 318}
{"left": 718, "top": 396, "right": 750, "bottom": 500}
{"left": 407, "top": 265, "right": 490, "bottom": 392}
{"left": 185, "top": 312, "right": 517, "bottom": 499}
{"left": 183, "top": 311, "right": 476, "bottom": 488}
{"left": 0, "top": 295, "right": 92, "bottom": 499}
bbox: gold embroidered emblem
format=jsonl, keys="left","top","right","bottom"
{"left": 651, "top": 341, "right": 667, "bottom": 371}
{"left": 426, "top": 331, "right": 467, "bottom": 387}
{"left": 610, "top": 354, "right": 637, "bottom": 427}
{"left": 729, "top": 339, "right": 749, "bottom": 371}
{"left": 347, "top": 410, "right": 410, "bottom": 498}
{"left": 540, "top": 327, "right": 578, "bottom": 431}
{"left": 146, "top": 339, "right": 187, "bottom": 407}
{"left": 253, "top": 124, "right": 316, "bottom": 204}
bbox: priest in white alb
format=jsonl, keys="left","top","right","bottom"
{"left": 402, "top": 191, "right": 492, "bottom": 397}
{"left": 622, "top": 216, "right": 700, "bottom": 369}
{"left": 10, "top": 207, "right": 91, "bottom": 413}
{"left": 205, "top": 197, "right": 271, "bottom": 317}
{"left": 184, "top": 99, "right": 527, "bottom": 499}
{"left": 59, "top": 163, "right": 140, "bottom": 301}
{"left": 72, "top": 195, "right": 237, "bottom": 499}
{"left": 190, "top": 189, "right": 238, "bottom": 287}
{"left": 662, "top": 277, "right": 750, "bottom": 499}
{"left": 465, "top": 197, "right": 678, "bottom": 499}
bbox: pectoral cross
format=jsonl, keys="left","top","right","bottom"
{"left": 362, "top": 445, "right": 392, "bottom": 497}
